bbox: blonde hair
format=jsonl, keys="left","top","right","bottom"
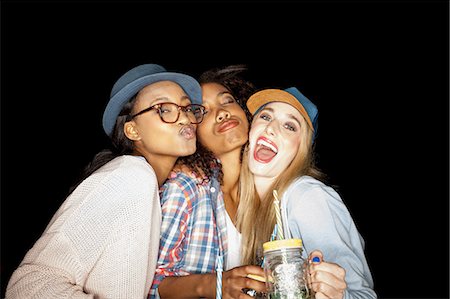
{"left": 236, "top": 113, "right": 324, "bottom": 265}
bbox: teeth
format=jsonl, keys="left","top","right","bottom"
{"left": 257, "top": 139, "right": 278, "bottom": 153}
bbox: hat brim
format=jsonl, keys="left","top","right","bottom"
{"left": 103, "top": 72, "right": 201, "bottom": 136}
{"left": 247, "top": 89, "right": 314, "bottom": 131}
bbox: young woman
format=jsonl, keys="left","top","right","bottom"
{"left": 6, "top": 63, "right": 205, "bottom": 299}
{"left": 150, "top": 65, "right": 266, "bottom": 299}
{"left": 237, "top": 87, "right": 377, "bottom": 299}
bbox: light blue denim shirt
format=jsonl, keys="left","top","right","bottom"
{"left": 280, "top": 175, "right": 377, "bottom": 299}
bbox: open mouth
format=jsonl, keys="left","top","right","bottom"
{"left": 253, "top": 137, "right": 278, "bottom": 163}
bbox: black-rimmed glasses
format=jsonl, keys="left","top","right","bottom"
{"left": 130, "top": 102, "right": 206, "bottom": 124}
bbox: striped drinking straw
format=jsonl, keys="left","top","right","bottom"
{"left": 273, "top": 190, "right": 284, "bottom": 240}
{"left": 216, "top": 250, "right": 223, "bottom": 299}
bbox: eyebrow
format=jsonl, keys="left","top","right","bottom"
{"left": 260, "top": 106, "right": 302, "bottom": 127}
{"left": 217, "top": 91, "right": 233, "bottom": 98}
{"left": 288, "top": 114, "right": 302, "bottom": 127}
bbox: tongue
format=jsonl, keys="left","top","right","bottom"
{"left": 255, "top": 147, "right": 277, "bottom": 161}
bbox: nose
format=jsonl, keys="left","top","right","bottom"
{"left": 177, "top": 107, "right": 191, "bottom": 125}
{"left": 265, "top": 120, "right": 278, "bottom": 136}
{"left": 216, "top": 109, "right": 230, "bottom": 123}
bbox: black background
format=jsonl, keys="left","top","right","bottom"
{"left": 1, "top": 1, "right": 449, "bottom": 298}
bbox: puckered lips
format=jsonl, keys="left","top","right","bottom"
{"left": 253, "top": 136, "right": 278, "bottom": 163}
{"left": 217, "top": 119, "right": 240, "bottom": 133}
{"left": 180, "top": 124, "right": 196, "bottom": 140}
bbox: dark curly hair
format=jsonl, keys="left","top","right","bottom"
{"left": 176, "top": 65, "right": 256, "bottom": 184}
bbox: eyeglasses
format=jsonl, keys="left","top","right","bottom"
{"left": 130, "top": 102, "right": 206, "bottom": 124}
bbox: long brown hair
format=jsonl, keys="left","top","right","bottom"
{"left": 236, "top": 109, "right": 325, "bottom": 265}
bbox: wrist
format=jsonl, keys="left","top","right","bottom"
{"left": 196, "top": 273, "right": 216, "bottom": 298}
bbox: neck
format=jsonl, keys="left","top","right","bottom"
{"left": 218, "top": 149, "right": 241, "bottom": 200}
{"left": 217, "top": 148, "right": 242, "bottom": 222}
{"left": 142, "top": 154, "right": 177, "bottom": 187}
{"left": 254, "top": 175, "right": 277, "bottom": 200}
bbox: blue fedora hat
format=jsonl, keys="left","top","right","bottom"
{"left": 102, "top": 63, "right": 202, "bottom": 137}
{"left": 247, "top": 87, "right": 318, "bottom": 140}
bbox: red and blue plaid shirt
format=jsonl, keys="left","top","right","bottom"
{"left": 149, "top": 170, "right": 228, "bottom": 298}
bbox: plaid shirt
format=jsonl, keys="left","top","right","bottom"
{"left": 149, "top": 169, "right": 228, "bottom": 298}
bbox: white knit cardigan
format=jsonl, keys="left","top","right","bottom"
{"left": 6, "top": 155, "right": 162, "bottom": 299}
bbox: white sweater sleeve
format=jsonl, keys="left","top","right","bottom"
{"left": 6, "top": 156, "right": 161, "bottom": 299}
{"left": 282, "top": 176, "right": 377, "bottom": 299}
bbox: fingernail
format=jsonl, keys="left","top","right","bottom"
{"left": 312, "top": 256, "right": 321, "bottom": 263}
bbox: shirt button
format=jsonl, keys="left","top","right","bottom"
{"left": 210, "top": 187, "right": 216, "bottom": 193}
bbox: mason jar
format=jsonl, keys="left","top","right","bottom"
{"left": 263, "top": 239, "right": 311, "bottom": 299}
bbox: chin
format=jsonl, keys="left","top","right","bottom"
{"left": 248, "top": 162, "right": 270, "bottom": 176}
{"left": 180, "top": 143, "right": 197, "bottom": 156}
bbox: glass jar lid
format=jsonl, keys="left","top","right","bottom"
{"left": 263, "top": 238, "right": 303, "bottom": 252}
